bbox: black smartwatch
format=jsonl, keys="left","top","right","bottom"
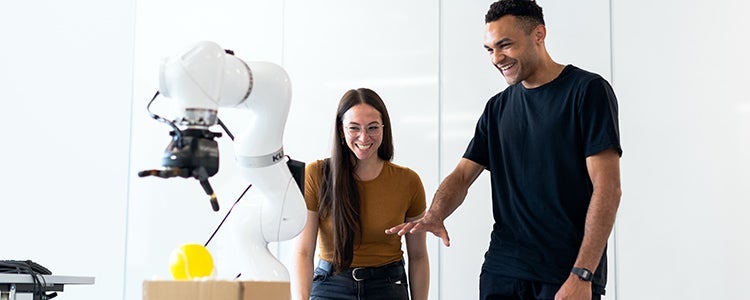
{"left": 571, "top": 267, "right": 593, "bottom": 281}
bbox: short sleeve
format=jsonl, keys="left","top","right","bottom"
{"left": 405, "top": 169, "right": 426, "bottom": 219}
{"left": 463, "top": 98, "right": 494, "bottom": 167}
{"left": 579, "top": 78, "right": 623, "bottom": 157}
{"left": 304, "top": 159, "right": 324, "bottom": 211}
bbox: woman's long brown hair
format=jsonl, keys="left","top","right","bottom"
{"left": 318, "top": 88, "right": 393, "bottom": 272}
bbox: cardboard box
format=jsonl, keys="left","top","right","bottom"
{"left": 143, "top": 280, "right": 290, "bottom": 300}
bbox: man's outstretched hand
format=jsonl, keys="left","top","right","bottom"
{"left": 385, "top": 212, "right": 451, "bottom": 247}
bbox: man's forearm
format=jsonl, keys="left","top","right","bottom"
{"left": 429, "top": 159, "right": 484, "bottom": 220}
{"left": 575, "top": 148, "right": 622, "bottom": 273}
{"left": 574, "top": 186, "right": 621, "bottom": 272}
{"left": 428, "top": 175, "right": 470, "bottom": 220}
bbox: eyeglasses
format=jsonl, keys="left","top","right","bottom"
{"left": 344, "top": 124, "right": 385, "bottom": 136}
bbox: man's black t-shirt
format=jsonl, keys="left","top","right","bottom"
{"left": 463, "top": 65, "right": 621, "bottom": 294}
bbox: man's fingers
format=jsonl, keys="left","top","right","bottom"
{"left": 409, "top": 222, "right": 424, "bottom": 234}
{"left": 385, "top": 223, "right": 405, "bottom": 234}
{"left": 441, "top": 231, "right": 451, "bottom": 247}
{"left": 397, "top": 222, "right": 416, "bottom": 236}
{"left": 409, "top": 223, "right": 451, "bottom": 247}
{"left": 385, "top": 222, "right": 417, "bottom": 236}
{"left": 425, "top": 226, "right": 450, "bottom": 247}
{"left": 386, "top": 217, "right": 452, "bottom": 245}
{"left": 433, "top": 227, "right": 451, "bottom": 247}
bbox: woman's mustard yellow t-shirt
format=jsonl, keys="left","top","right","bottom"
{"left": 304, "top": 159, "right": 426, "bottom": 267}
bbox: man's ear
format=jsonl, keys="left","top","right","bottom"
{"left": 534, "top": 24, "right": 546, "bottom": 43}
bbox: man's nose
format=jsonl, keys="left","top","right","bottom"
{"left": 492, "top": 51, "right": 505, "bottom": 65}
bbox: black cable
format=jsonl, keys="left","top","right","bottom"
{"left": 204, "top": 183, "right": 253, "bottom": 247}
{"left": 0, "top": 260, "right": 52, "bottom": 299}
{"left": 25, "top": 264, "right": 43, "bottom": 300}
{"left": 217, "top": 118, "right": 235, "bottom": 141}
{"left": 147, "top": 90, "right": 235, "bottom": 144}
{"left": 146, "top": 90, "right": 184, "bottom": 147}
{"left": 0, "top": 261, "right": 38, "bottom": 296}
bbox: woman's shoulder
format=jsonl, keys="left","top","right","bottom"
{"left": 384, "top": 161, "right": 421, "bottom": 180}
{"left": 307, "top": 159, "right": 326, "bottom": 168}
{"left": 305, "top": 158, "right": 329, "bottom": 175}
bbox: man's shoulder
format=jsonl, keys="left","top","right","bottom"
{"left": 485, "top": 87, "right": 511, "bottom": 105}
{"left": 563, "top": 65, "right": 607, "bottom": 84}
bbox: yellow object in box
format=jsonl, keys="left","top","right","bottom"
{"left": 143, "top": 280, "right": 290, "bottom": 300}
{"left": 168, "top": 243, "right": 214, "bottom": 280}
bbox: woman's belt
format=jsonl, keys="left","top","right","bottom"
{"left": 318, "top": 259, "right": 405, "bottom": 282}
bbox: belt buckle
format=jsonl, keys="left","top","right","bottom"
{"left": 351, "top": 267, "right": 366, "bottom": 281}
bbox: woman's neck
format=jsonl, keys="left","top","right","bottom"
{"left": 354, "top": 158, "right": 385, "bottom": 181}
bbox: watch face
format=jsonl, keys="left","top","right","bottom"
{"left": 573, "top": 267, "right": 593, "bottom": 281}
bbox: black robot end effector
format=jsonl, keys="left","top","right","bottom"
{"left": 137, "top": 168, "right": 191, "bottom": 178}
{"left": 138, "top": 128, "right": 223, "bottom": 211}
{"left": 193, "top": 166, "right": 220, "bottom": 212}
{"left": 137, "top": 167, "right": 220, "bottom": 211}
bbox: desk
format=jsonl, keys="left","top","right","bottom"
{"left": 0, "top": 274, "right": 94, "bottom": 300}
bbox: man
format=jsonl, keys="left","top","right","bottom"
{"left": 386, "top": 0, "right": 622, "bottom": 299}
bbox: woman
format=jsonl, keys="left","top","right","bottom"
{"left": 293, "top": 88, "right": 429, "bottom": 300}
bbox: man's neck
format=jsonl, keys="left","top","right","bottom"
{"left": 522, "top": 60, "right": 566, "bottom": 89}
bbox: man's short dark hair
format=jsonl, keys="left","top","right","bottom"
{"left": 485, "top": 0, "right": 545, "bottom": 33}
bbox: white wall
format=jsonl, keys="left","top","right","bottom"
{"left": 3, "top": 1, "right": 749, "bottom": 300}
{"left": 613, "top": 0, "right": 750, "bottom": 299}
{"left": 0, "top": 0, "right": 134, "bottom": 299}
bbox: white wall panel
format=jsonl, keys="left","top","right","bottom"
{"left": 126, "top": 1, "right": 285, "bottom": 299}
{"left": 129, "top": 0, "right": 441, "bottom": 299}
{"left": 0, "top": 0, "right": 135, "bottom": 299}
{"left": 439, "top": 1, "right": 500, "bottom": 299}
{"left": 612, "top": 0, "right": 750, "bottom": 299}
{"left": 282, "top": 1, "right": 440, "bottom": 298}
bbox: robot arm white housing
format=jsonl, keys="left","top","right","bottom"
{"left": 154, "top": 41, "right": 307, "bottom": 280}
{"left": 158, "top": 41, "right": 292, "bottom": 159}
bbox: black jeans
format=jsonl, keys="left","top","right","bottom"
{"left": 480, "top": 270, "right": 602, "bottom": 300}
{"left": 310, "top": 259, "right": 410, "bottom": 300}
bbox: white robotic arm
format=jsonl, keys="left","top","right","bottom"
{"left": 142, "top": 41, "right": 307, "bottom": 281}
